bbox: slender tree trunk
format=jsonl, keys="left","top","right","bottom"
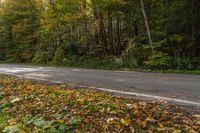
{"left": 164, "top": 0, "right": 168, "bottom": 37}
{"left": 134, "top": 21, "right": 139, "bottom": 37}
{"left": 99, "top": 12, "right": 108, "bottom": 54}
{"left": 95, "top": 28, "right": 99, "bottom": 45}
{"left": 108, "top": 8, "right": 114, "bottom": 55}
{"left": 0, "top": 32, "right": 3, "bottom": 59}
{"left": 191, "top": 0, "right": 195, "bottom": 40}
{"left": 116, "top": 16, "right": 121, "bottom": 55}
{"left": 113, "top": 19, "right": 117, "bottom": 55}
{"left": 128, "top": 13, "right": 131, "bottom": 38}
{"left": 91, "top": 0, "right": 108, "bottom": 54}
{"left": 83, "top": 0, "right": 89, "bottom": 50}
{"left": 139, "top": 0, "right": 154, "bottom": 53}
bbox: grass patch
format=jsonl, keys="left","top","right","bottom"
{"left": 0, "top": 74, "right": 199, "bottom": 132}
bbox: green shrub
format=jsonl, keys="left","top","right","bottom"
{"left": 62, "top": 58, "right": 71, "bottom": 65}
{"left": 32, "top": 50, "right": 49, "bottom": 64}
{"left": 144, "top": 52, "right": 171, "bottom": 69}
{"left": 122, "top": 40, "right": 146, "bottom": 68}
{"left": 174, "top": 52, "right": 195, "bottom": 70}
{"left": 192, "top": 58, "right": 200, "bottom": 69}
{"left": 169, "top": 34, "right": 184, "bottom": 43}
{"left": 114, "top": 58, "right": 123, "bottom": 68}
{"left": 51, "top": 46, "right": 66, "bottom": 65}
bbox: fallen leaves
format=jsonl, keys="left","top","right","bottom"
{"left": 11, "top": 98, "right": 21, "bottom": 103}
{"left": 120, "top": 118, "right": 129, "bottom": 126}
{"left": 0, "top": 75, "right": 199, "bottom": 132}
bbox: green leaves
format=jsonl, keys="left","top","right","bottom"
{"left": 69, "top": 117, "right": 82, "bottom": 126}
{"left": 0, "top": 103, "right": 10, "bottom": 111}
{"left": 32, "top": 117, "right": 46, "bottom": 128}
{"left": 0, "top": 91, "right": 5, "bottom": 99}
{"left": 22, "top": 114, "right": 81, "bottom": 132}
{"left": 0, "top": 0, "right": 42, "bottom": 62}
{"left": 144, "top": 52, "right": 171, "bottom": 68}
{"left": 3, "top": 125, "right": 20, "bottom": 133}
{"left": 0, "top": 113, "right": 9, "bottom": 130}
{"left": 0, "top": 0, "right": 199, "bottom": 71}
{"left": 23, "top": 115, "right": 46, "bottom": 127}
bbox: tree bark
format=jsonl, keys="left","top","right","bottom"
{"left": 108, "top": 8, "right": 114, "bottom": 54}
{"left": 83, "top": 0, "right": 89, "bottom": 50}
{"left": 128, "top": 13, "right": 131, "bottom": 38}
{"left": 0, "top": 32, "right": 3, "bottom": 59}
{"left": 134, "top": 21, "right": 139, "bottom": 37}
{"left": 91, "top": 0, "right": 108, "bottom": 54}
{"left": 116, "top": 16, "right": 121, "bottom": 55}
{"left": 139, "top": 0, "right": 154, "bottom": 53}
{"left": 191, "top": 0, "right": 195, "bottom": 40}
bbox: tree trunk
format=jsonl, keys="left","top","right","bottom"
{"left": 128, "top": 13, "right": 131, "bottom": 38}
{"left": 83, "top": 0, "right": 90, "bottom": 50}
{"left": 139, "top": 0, "right": 154, "bottom": 53}
{"left": 108, "top": 8, "right": 114, "bottom": 55}
{"left": 164, "top": 0, "right": 168, "bottom": 37}
{"left": 91, "top": 0, "right": 108, "bottom": 54}
{"left": 191, "top": 0, "right": 195, "bottom": 40}
{"left": 134, "top": 21, "right": 139, "bottom": 37}
{"left": 0, "top": 32, "right": 3, "bottom": 59}
{"left": 116, "top": 16, "right": 121, "bottom": 55}
{"left": 95, "top": 28, "right": 99, "bottom": 45}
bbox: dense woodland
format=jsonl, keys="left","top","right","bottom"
{"left": 0, "top": 0, "right": 200, "bottom": 70}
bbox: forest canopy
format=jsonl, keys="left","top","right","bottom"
{"left": 0, "top": 0, "right": 200, "bottom": 70}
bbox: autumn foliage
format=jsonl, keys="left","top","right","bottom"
{"left": 0, "top": 75, "right": 199, "bottom": 132}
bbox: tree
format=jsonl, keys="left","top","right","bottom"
{"left": 139, "top": 0, "right": 153, "bottom": 53}
{"left": 0, "top": 0, "right": 42, "bottom": 62}
{"left": 0, "top": 0, "right": 199, "bottom": 70}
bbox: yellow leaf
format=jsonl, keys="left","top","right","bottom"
{"left": 120, "top": 118, "right": 129, "bottom": 126}
{"left": 75, "top": 129, "right": 81, "bottom": 133}
{"left": 44, "top": 125, "right": 54, "bottom": 129}
{"left": 172, "top": 129, "right": 181, "bottom": 133}
{"left": 115, "top": 124, "right": 121, "bottom": 129}
{"left": 55, "top": 119, "right": 65, "bottom": 123}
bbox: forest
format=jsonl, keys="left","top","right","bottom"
{"left": 0, "top": 0, "right": 200, "bottom": 70}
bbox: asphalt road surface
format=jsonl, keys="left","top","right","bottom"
{"left": 0, "top": 64, "right": 200, "bottom": 107}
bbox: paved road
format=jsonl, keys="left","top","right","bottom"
{"left": 0, "top": 64, "right": 200, "bottom": 107}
